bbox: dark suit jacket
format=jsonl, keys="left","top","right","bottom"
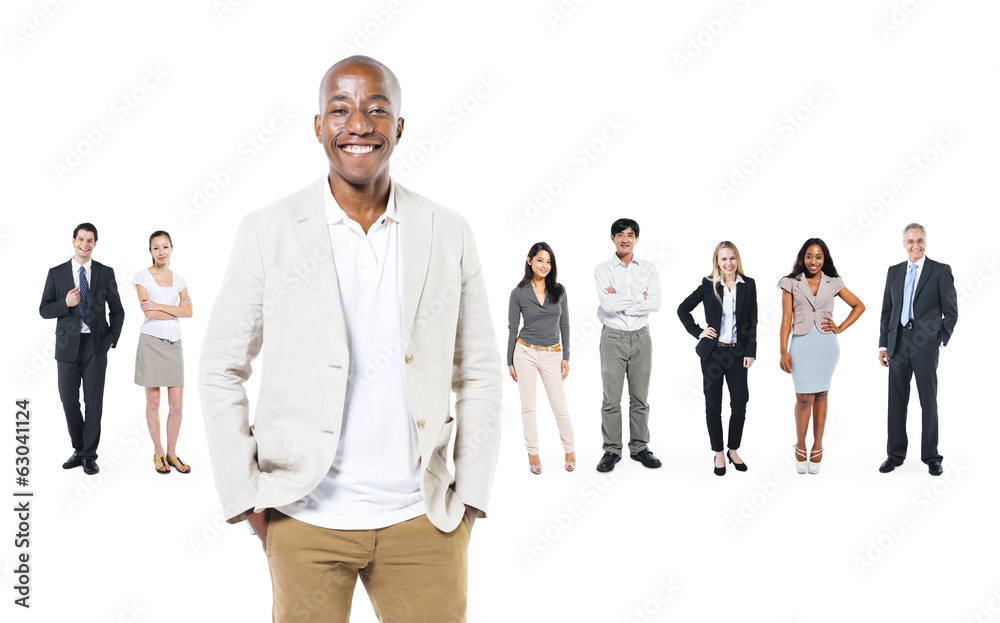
{"left": 879, "top": 257, "right": 958, "bottom": 357}
{"left": 39, "top": 260, "right": 125, "bottom": 361}
{"left": 678, "top": 276, "right": 758, "bottom": 360}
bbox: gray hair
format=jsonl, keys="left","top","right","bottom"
{"left": 902, "top": 223, "right": 926, "bottom": 239}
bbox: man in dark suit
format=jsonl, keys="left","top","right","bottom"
{"left": 39, "top": 223, "right": 124, "bottom": 475}
{"left": 878, "top": 223, "right": 958, "bottom": 476}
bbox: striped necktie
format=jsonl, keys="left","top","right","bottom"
{"left": 79, "top": 266, "right": 90, "bottom": 326}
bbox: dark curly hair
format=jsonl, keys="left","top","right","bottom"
{"left": 785, "top": 238, "right": 839, "bottom": 279}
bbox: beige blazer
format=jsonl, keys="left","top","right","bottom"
{"left": 198, "top": 178, "right": 502, "bottom": 532}
{"left": 778, "top": 273, "right": 845, "bottom": 335}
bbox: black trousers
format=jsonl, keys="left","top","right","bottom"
{"left": 57, "top": 334, "right": 107, "bottom": 460}
{"left": 887, "top": 325, "right": 942, "bottom": 464}
{"left": 701, "top": 345, "right": 749, "bottom": 452}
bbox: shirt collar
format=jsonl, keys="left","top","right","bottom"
{"left": 324, "top": 178, "right": 397, "bottom": 226}
{"left": 909, "top": 255, "right": 926, "bottom": 270}
{"left": 72, "top": 258, "right": 92, "bottom": 272}
{"left": 613, "top": 254, "right": 639, "bottom": 268}
{"left": 720, "top": 274, "right": 744, "bottom": 291}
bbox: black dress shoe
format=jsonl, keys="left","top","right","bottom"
{"left": 727, "top": 450, "right": 748, "bottom": 472}
{"left": 596, "top": 452, "right": 621, "bottom": 472}
{"left": 714, "top": 457, "right": 726, "bottom": 477}
{"left": 82, "top": 459, "right": 100, "bottom": 475}
{"left": 928, "top": 460, "right": 943, "bottom": 476}
{"left": 62, "top": 452, "right": 83, "bottom": 470}
{"left": 630, "top": 449, "right": 662, "bottom": 469}
{"left": 879, "top": 458, "right": 903, "bottom": 473}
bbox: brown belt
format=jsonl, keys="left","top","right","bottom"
{"left": 518, "top": 338, "right": 561, "bottom": 352}
{"left": 716, "top": 342, "right": 737, "bottom": 348}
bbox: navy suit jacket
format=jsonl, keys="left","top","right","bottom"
{"left": 39, "top": 260, "right": 125, "bottom": 361}
{"left": 878, "top": 257, "right": 958, "bottom": 357}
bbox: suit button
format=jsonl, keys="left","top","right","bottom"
{"left": 417, "top": 420, "right": 425, "bottom": 430}
{"left": 405, "top": 354, "right": 413, "bottom": 364}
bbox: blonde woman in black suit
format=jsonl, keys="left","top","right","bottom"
{"left": 678, "top": 241, "right": 757, "bottom": 476}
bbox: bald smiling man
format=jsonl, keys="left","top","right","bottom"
{"left": 199, "top": 56, "right": 502, "bottom": 622}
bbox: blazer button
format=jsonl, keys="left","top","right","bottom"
{"left": 405, "top": 354, "right": 413, "bottom": 364}
{"left": 417, "top": 420, "right": 425, "bottom": 430}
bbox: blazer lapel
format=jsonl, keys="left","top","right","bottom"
{"left": 396, "top": 182, "right": 431, "bottom": 348}
{"left": 913, "top": 259, "right": 935, "bottom": 300}
{"left": 88, "top": 262, "right": 99, "bottom": 311}
{"left": 795, "top": 274, "right": 816, "bottom": 311}
{"left": 291, "top": 178, "right": 347, "bottom": 340}
{"left": 735, "top": 278, "right": 744, "bottom": 323}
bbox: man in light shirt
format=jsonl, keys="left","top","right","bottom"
{"left": 199, "top": 56, "right": 501, "bottom": 622}
{"left": 877, "top": 223, "right": 957, "bottom": 476}
{"left": 594, "top": 218, "right": 662, "bottom": 472}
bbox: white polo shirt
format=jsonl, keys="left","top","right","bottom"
{"left": 277, "top": 182, "right": 425, "bottom": 529}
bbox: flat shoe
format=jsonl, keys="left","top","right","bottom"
{"left": 154, "top": 455, "right": 170, "bottom": 475}
{"left": 168, "top": 456, "right": 191, "bottom": 474}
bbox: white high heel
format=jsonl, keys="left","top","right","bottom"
{"left": 794, "top": 445, "right": 808, "bottom": 474}
{"left": 808, "top": 448, "right": 823, "bottom": 474}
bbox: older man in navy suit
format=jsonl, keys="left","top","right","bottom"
{"left": 878, "top": 223, "right": 958, "bottom": 476}
{"left": 39, "top": 223, "right": 125, "bottom": 475}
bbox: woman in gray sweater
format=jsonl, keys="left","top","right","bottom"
{"left": 508, "top": 242, "right": 575, "bottom": 475}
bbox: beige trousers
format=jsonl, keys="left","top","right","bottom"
{"left": 265, "top": 511, "right": 471, "bottom": 623}
{"left": 512, "top": 341, "right": 575, "bottom": 454}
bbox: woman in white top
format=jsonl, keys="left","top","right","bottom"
{"left": 132, "top": 231, "right": 193, "bottom": 475}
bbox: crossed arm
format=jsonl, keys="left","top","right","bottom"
{"left": 595, "top": 265, "right": 661, "bottom": 316}
{"left": 137, "top": 285, "right": 192, "bottom": 319}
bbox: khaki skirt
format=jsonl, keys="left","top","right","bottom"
{"left": 134, "top": 333, "right": 184, "bottom": 387}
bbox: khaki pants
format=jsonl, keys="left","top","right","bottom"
{"left": 265, "top": 511, "right": 471, "bottom": 623}
{"left": 512, "top": 341, "right": 575, "bottom": 454}
{"left": 599, "top": 326, "right": 652, "bottom": 455}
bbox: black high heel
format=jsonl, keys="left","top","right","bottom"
{"left": 727, "top": 449, "right": 748, "bottom": 472}
{"left": 714, "top": 455, "right": 726, "bottom": 476}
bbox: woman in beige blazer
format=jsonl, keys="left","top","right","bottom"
{"left": 778, "top": 239, "right": 864, "bottom": 474}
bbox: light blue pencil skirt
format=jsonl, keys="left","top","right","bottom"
{"left": 789, "top": 324, "right": 840, "bottom": 393}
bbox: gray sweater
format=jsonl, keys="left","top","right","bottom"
{"left": 507, "top": 283, "right": 570, "bottom": 366}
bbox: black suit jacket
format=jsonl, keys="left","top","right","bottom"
{"left": 878, "top": 257, "right": 958, "bottom": 357}
{"left": 677, "top": 276, "right": 758, "bottom": 360}
{"left": 39, "top": 260, "right": 125, "bottom": 361}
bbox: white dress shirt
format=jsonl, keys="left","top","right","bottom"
{"left": 278, "top": 182, "right": 425, "bottom": 530}
{"left": 718, "top": 274, "right": 744, "bottom": 344}
{"left": 71, "top": 257, "right": 92, "bottom": 333}
{"left": 594, "top": 255, "right": 661, "bottom": 331}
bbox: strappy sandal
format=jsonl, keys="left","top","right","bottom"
{"left": 154, "top": 456, "right": 170, "bottom": 475}
{"left": 794, "top": 445, "right": 808, "bottom": 474}
{"left": 808, "top": 448, "right": 823, "bottom": 475}
{"left": 168, "top": 456, "right": 191, "bottom": 474}
{"left": 564, "top": 453, "right": 576, "bottom": 472}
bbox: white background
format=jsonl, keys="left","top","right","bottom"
{"left": 3, "top": 1, "right": 998, "bottom": 621}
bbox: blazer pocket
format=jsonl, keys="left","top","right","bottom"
{"left": 695, "top": 338, "right": 714, "bottom": 361}
{"left": 253, "top": 428, "right": 289, "bottom": 472}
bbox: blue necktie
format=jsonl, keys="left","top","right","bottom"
{"left": 900, "top": 263, "right": 916, "bottom": 325}
{"left": 79, "top": 266, "right": 90, "bottom": 326}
